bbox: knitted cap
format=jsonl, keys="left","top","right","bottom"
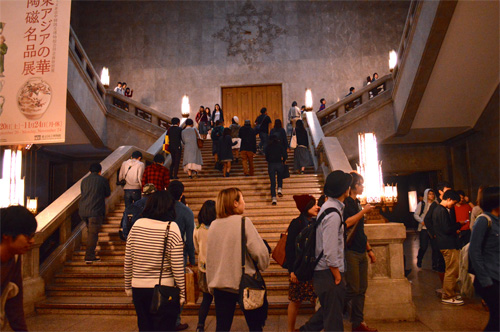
{"left": 293, "top": 194, "right": 315, "bottom": 214}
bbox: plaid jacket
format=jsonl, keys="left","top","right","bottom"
{"left": 141, "top": 163, "right": 170, "bottom": 191}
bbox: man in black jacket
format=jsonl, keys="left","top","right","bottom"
{"left": 424, "top": 181, "right": 452, "bottom": 273}
{"left": 433, "top": 190, "right": 464, "bottom": 305}
{"left": 239, "top": 120, "right": 257, "bottom": 176}
{"left": 255, "top": 107, "right": 271, "bottom": 154}
{"left": 167, "top": 117, "right": 183, "bottom": 179}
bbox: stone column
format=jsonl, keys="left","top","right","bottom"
{"left": 364, "top": 223, "right": 416, "bottom": 321}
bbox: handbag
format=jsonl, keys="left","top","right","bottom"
{"left": 150, "top": 222, "right": 181, "bottom": 315}
{"left": 238, "top": 217, "right": 267, "bottom": 311}
{"left": 289, "top": 130, "right": 297, "bottom": 149}
{"left": 282, "top": 164, "right": 290, "bottom": 179}
{"left": 116, "top": 165, "right": 132, "bottom": 186}
{"left": 196, "top": 129, "right": 204, "bottom": 149}
{"left": 271, "top": 231, "right": 287, "bottom": 268}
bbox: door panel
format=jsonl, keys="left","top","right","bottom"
{"left": 222, "top": 84, "right": 282, "bottom": 126}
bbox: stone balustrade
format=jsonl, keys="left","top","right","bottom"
{"left": 316, "top": 74, "right": 393, "bottom": 127}
{"left": 106, "top": 91, "right": 172, "bottom": 131}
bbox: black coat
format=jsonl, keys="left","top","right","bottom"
{"left": 295, "top": 127, "right": 309, "bottom": 147}
{"left": 265, "top": 141, "right": 287, "bottom": 163}
{"left": 434, "top": 204, "right": 461, "bottom": 250}
{"left": 218, "top": 135, "right": 236, "bottom": 161}
{"left": 167, "top": 126, "right": 183, "bottom": 151}
{"left": 270, "top": 128, "right": 288, "bottom": 151}
{"left": 239, "top": 125, "right": 257, "bottom": 153}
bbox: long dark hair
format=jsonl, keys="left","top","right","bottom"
{"left": 274, "top": 119, "right": 282, "bottom": 129}
{"left": 296, "top": 119, "right": 305, "bottom": 130}
{"left": 198, "top": 200, "right": 216, "bottom": 226}
{"left": 141, "top": 191, "right": 176, "bottom": 221}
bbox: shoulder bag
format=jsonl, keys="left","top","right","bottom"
{"left": 150, "top": 222, "right": 181, "bottom": 315}
{"left": 272, "top": 229, "right": 287, "bottom": 268}
{"left": 116, "top": 165, "right": 132, "bottom": 186}
{"left": 196, "top": 128, "right": 204, "bottom": 149}
{"left": 289, "top": 129, "right": 297, "bottom": 149}
{"left": 238, "top": 217, "right": 266, "bottom": 311}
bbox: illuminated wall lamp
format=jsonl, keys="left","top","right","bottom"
{"left": 305, "top": 89, "right": 313, "bottom": 111}
{"left": 181, "top": 95, "right": 190, "bottom": 119}
{"left": 101, "top": 67, "right": 110, "bottom": 88}
{"left": 389, "top": 50, "right": 397, "bottom": 72}
{"left": 26, "top": 197, "right": 38, "bottom": 215}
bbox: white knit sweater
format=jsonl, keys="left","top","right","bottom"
{"left": 124, "top": 218, "right": 186, "bottom": 300}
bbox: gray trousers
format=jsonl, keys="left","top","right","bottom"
{"left": 344, "top": 250, "right": 368, "bottom": 327}
{"left": 83, "top": 216, "right": 104, "bottom": 260}
{"left": 300, "top": 269, "right": 346, "bottom": 332}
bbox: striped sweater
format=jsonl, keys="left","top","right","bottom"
{"left": 124, "top": 218, "right": 186, "bottom": 300}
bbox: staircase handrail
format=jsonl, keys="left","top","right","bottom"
{"left": 316, "top": 74, "right": 393, "bottom": 126}
{"left": 392, "top": 0, "right": 423, "bottom": 86}
{"left": 106, "top": 91, "right": 172, "bottom": 130}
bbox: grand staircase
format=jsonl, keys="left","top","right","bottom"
{"left": 36, "top": 138, "right": 323, "bottom": 315}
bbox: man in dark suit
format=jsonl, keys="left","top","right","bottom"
{"left": 167, "top": 117, "right": 183, "bottom": 179}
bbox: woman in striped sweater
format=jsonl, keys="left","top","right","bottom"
{"left": 125, "top": 191, "right": 186, "bottom": 332}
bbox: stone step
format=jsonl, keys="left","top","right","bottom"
{"left": 35, "top": 295, "right": 314, "bottom": 316}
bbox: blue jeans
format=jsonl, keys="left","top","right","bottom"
{"left": 259, "top": 132, "right": 269, "bottom": 151}
{"left": 268, "top": 162, "right": 283, "bottom": 198}
{"left": 124, "top": 189, "right": 141, "bottom": 208}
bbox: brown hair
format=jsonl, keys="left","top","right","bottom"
{"left": 216, "top": 187, "right": 242, "bottom": 218}
{"left": 349, "top": 171, "right": 363, "bottom": 190}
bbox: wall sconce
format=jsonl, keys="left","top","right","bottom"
{"left": 408, "top": 190, "right": 417, "bottom": 213}
{"left": 305, "top": 89, "right": 313, "bottom": 111}
{"left": 0, "top": 149, "right": 25, "bottom": 208}
{"left": 389, "top": 50, "right": 397, "bottom": 72}
{"left": 26, "top": 197, "right": 38, "bottom": 215}
{"left": 100, "top": 67, "right": 110, "bottom": 88}
{"left": 181, "top": 95, "right": 190, "bottom": 118}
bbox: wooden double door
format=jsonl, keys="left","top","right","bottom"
{"left": 222, "top": 84, "right": 283, "bottom": 126}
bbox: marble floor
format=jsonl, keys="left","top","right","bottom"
{"left": 16, "top": 232, "right": 489, "bottom": 331}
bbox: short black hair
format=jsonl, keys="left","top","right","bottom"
{"left": 320, "top": 98, "right": 325, "bottom": 103}
{"left": 117, "top": 82, "right": 122, "bottom": 85}
{"left": 480, "top": 186, "right": 499, "bottom": 212}
{"left": 295, "top": 119, "right": 304, "bottom": 130}
{"left": 260, "top": 107, "right": 267, "bottom": 114}
{"left": 122, "top": 82, "right": 127, "bottom": 85}
{"left": 318, "top": 194, "right": 326, "bottom": 207}
{"left": 215, "top": 120, "right": 221, "bottom": 126}
{"left": 223, "top": 127, "right": 231, "bottom": 136}
{"left": 171, "top": 117, "right": 180, "bottom": 125}
{"left": 185, "top": 118, "right": 194, "bottom": 126}
{"left": 274, "top": 119, "right": 282, "bottom": 129}
{"left": 292, "top": 101, "right": 297, "bottom": 107}
{"left": 141, "top": 191, "right": 176, "bottom": 221}
{"left": 89, "top": 163, "right": 102, "bottom": 173}
{"left": 198, "top": 200, "right": 216, "bottom": 226}
{"left": 1, "top": 206, "right": 37, "bottom": 241}
{"left": 456, "top": 190, "right": 465, "bottom": 197}
{"left": 437, "top": 181, "right": 452, "bottom": 192}
{"left": 167, "top": 180, "right": 184, "bottom": 201}
{"left": 442, "top": 190, "right": 460, "bottom": 202}
{"left": 154, "top": 153, "right": 165, "bottom": 164}
{"left": 132, "top": 151, "right": 142, "bottom": 159}
{"left": 349, "top": 87, "right": 355, "bottom": 92}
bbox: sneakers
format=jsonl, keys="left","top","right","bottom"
{"left": 272, "top": 197, "right": 277, "bottom": 205}
{"left": 441, "top": 297, "right": 464, "bottom": 305}
{"left": 85, "top": 257, "right": 101, "bottom": 264}
{"left": 277, "top": 188, "right": 283, "bottom": 197}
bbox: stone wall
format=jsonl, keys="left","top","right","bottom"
{"left": 71, "top": 0, "right": 409, "bottom": 120}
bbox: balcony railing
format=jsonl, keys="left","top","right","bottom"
{"left": 316, "top": 74, "right": 393, "bottom": 127}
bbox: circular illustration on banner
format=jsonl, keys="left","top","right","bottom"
{"left": 17, "top": 77, "right": 52, "bottom": 120}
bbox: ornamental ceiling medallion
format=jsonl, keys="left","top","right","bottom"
{"left": 213, "top": 1, "right": 286, "bottom": 66}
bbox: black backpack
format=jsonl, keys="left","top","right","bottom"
{"left": 293, "top": 207, "right": 342, "bottom": 282}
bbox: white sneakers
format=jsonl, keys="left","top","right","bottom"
{"left": 277, "top": 188, "right": 283, "bottom": 197}
{"left": 441, "top": 297, "right": 464, "bottom": 305}
{"left": 272, "top": 197, "right": 277, "bottom": 205}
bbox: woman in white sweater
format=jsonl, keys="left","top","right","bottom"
{"left": 125, "top": 191, "right": 186, "bottom": 332}
{"left": 206, "top": 188, "right": 270, "bottom": 332}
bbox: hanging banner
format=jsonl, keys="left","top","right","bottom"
{"left": 0, "top": 0, "right": 71, "bottom": 145}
